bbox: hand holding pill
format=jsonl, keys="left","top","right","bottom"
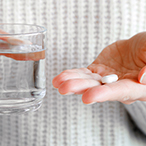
{"left": 53, "top": 32, "right": 146, "bottom": 105}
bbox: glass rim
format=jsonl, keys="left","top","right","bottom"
{"left": 0, "top": 23, "right": 47, "bottom": 36}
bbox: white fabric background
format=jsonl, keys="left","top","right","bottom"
{"left": 0, "top": 0, "right": 146, "bottom": 146}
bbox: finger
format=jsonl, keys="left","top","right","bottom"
{"left": 138, "top": 66, "right": 146, "bottom": 84}
{"left": 6, "top": 37, "right": 32, "bottom": 45}
{"left": 0, "top": 29, "right": 31, "bottom": 45}
{"left": 88, "top": 63, "right": 107, "bottom": 75}
{"left": 0, "top": 50, "right": 45, "bottom": 61}
{"left": 82, "top": 79, "right": 146, "bottom": 104}
{"left": 87, "top": 63, "right": 119, "bottom": 77}
{"left": 120, "top": 100, "right": 136, "bottom": 105}
{"left": 0, "top": 42, "right": 10, "bottom": 49}
{"left": 58, "top": 78, "right": 101, "bottom": 95}
{"left": 52, "top": 69, "right": 102, "bottom": 88}
{"left": 65, "top": 68, "right": 92, "bottom": 74}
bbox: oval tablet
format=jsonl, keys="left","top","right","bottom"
{"left": 101, "top": 74, "right": 118, "bottom": 84}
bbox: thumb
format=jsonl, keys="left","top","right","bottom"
{"left": 138, "top": 66, "right": 146, "bottom": 84}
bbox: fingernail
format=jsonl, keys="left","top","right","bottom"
{"left": 65, "top": 92, "right": 74, "bottom": 95}
{"left": 140, "top": 72, "right": 146, "bottom": 84}
{"left": 85, "top": 102, "right": 96, "bottom": 105}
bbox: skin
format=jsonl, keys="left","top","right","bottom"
{"left": 0, "top": 42, "right": 45, "bottom": 61}
{"left": 52, "top": 32, "right": 146, "bottom": 105}
{"left": 0, "top": 29, "right": 45, "bottom": 61}
{"left": 0, "top": 50, "right": 45, "bottom": 61}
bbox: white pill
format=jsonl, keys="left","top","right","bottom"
{"left": 101, "top": 74, "right": 118, "bottom": 84}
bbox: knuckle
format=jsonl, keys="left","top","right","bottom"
{"left": 65, "top": 80, "right": 75, "bottom": 88}
{"left": 59, "top": 72, "right": 69, "bottom": 80}
{"left": 121, "top": 95, "right": 135, "bottom": 104}
{"left": 122, "top": 96, "right": 130, "bottom": 101}
{"left": 121, "top": 100, "right": 135, "bottom": 105}
{"left": 59, "top": 80, "right": 75, "bottom": 94}
{"left": 80, "top": 68, "right": 91, "bottom": 73}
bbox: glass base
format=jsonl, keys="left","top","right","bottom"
{"left": 0, "top": 98, "right": 43, "bottom": 115}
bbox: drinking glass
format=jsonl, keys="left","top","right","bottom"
{"left": 0, "top": 23, "right": 46, "bottom": 114}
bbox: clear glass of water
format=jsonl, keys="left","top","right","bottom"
{"left": 0, "top": 23, "right": 46, "bottom": 114}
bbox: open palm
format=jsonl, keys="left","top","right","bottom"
{"left": 52, "top": 32, "right": 146, "bottom": 104}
